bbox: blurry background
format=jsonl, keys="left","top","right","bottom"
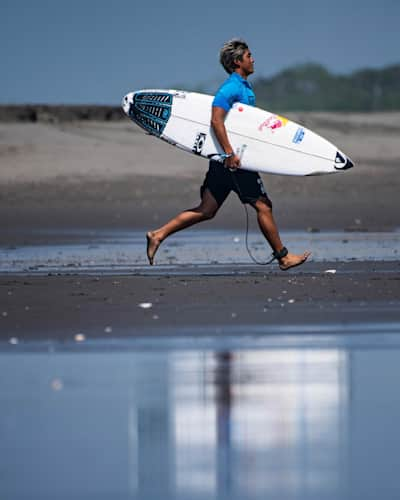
{"left": 1, "top": 0, "right": 399, "bottom": 107}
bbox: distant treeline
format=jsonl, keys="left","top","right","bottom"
{"left": 253, "top": 63, "right": 400, "bottom": 111}
{"left": 1, "top": 63, "right": 399, "bottom": 121}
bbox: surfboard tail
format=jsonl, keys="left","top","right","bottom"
{"left": 122, "top": 91, "right": 173, "bottom": 136}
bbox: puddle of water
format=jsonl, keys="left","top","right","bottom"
{"left": 1, "top": 329, "right": 400, "bottom": 500}
{"left": 0, "top": 229, "right": 399, "bottom": 274}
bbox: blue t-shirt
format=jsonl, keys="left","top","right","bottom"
{"left": 212, "top": 72, "right": 256, "bottom": 111}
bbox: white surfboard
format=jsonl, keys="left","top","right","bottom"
{"left": 122, "top": 89, "right": 354, "bottom": 176}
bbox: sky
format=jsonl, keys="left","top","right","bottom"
{"left": 1, "top": 0, "right": 399, "bottom": 104}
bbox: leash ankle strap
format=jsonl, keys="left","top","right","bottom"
{"left": 272, "top": 247, "right": 288, "bottom": 261}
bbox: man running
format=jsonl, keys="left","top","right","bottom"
{"left": 146, "top": 38, "right": 310, "bottom": 270}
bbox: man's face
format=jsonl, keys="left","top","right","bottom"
{"left": 236, "top": 49, "right": 255, "bottom": 76}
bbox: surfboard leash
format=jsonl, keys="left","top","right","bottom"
{"left": 229, "top": 169, "right": 283, "bottom": 266}
{"left": 242, "top": 201, "right": 276, "bottom": 265}
{"left": 210, "top": 154, "right": 286, "bottom": 266}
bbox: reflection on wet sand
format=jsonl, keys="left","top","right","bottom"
{"left": 171, "top": 349, "right": 347, "bottom": 499}
{"left": 1, "top": 339, "right": 400, "bottom": 500}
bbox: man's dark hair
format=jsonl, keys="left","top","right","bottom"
{"left": 219, "top": 38, "right": 249, "bottom": 74}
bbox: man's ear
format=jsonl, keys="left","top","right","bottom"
{"left": 233, "top": 58, "right": 241, "bottom": 68}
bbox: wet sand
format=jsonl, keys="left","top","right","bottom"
{"left": 3, "top": 333, "right": 400, "bottom": 500}
{"left": 1, "top": 114, "right": 400, "bottom": 340}
{"left": 1, "top": 261, "right": 400, "bottom": 341}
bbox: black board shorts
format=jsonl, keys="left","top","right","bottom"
{"left": 200, "top": 160, "right": 269, "bottom": 206}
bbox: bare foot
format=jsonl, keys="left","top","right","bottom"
{"left": 279, "top": 251, "right": 311, "bottom": 271}
{"left": 146, "top": 231, "right": 161, "bottom": 265}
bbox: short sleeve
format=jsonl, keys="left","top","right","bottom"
{"left": 212, "top": 82, "right": 239, "bottom": 112}
{"left": 212, "top": 92, "right": 231, "bottom": 111}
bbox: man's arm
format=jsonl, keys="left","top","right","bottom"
{"left": 211, "top": 106, "right": 241, "bottom": 169}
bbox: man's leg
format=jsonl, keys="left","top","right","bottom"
{"left": 146, "top": 189, "right": 219, "bottom": 265}
{"left": 252, "top": 197, "right": 311, "bottom": 270}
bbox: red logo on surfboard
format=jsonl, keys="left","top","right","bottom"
{"left": 258, "top": 115, "right": 288, "bottom": 132}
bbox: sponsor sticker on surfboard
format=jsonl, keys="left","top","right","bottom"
{"left": 258, "top": 115, "right": 289, "bottom": 133}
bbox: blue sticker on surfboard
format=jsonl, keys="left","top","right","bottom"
{"left": 292, "top": 127, "right": 305, "bottom": 144}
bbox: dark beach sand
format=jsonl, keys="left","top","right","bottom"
{"left": 1, "top": 262, "right": 400, "bottom": 341}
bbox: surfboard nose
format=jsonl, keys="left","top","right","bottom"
{"left": 334, "top": 151, "right": 354, "bottom": 171}
{"left": 344, "top": 157, "right": 354, "bottom": 169}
